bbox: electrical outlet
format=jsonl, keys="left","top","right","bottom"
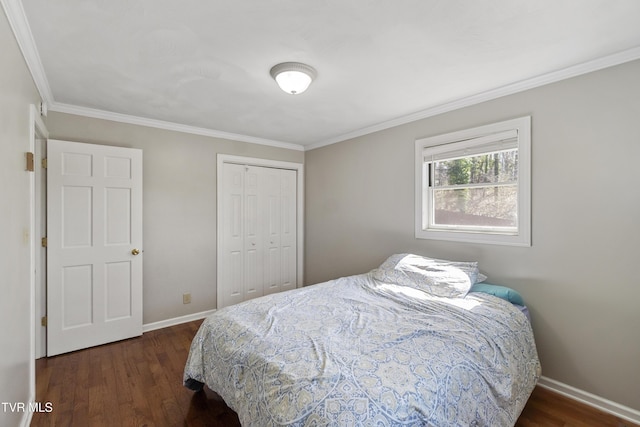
{"left": 183, "top": 293, "right": 191, "bottom": 304}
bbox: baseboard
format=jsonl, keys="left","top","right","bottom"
{"left": 538, "top": 376, "right": 640, "bottom": 425}
{"left": 142, "top": 309, "right": 216, "bottom": 333}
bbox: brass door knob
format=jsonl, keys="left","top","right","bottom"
{"left": 131, "top": 248, "right": 140, "bottom": 255}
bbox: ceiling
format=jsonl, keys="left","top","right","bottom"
{"left": 14, "top": 0, "right": 640, "bottom": 149}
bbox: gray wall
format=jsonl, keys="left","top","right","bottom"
{"left": 46, "top": 112, "right": 304, "bottom": 324}
{"left": 0, "top": 7, "right": 43, "bottom": 427}
{"left": 305, "top": 59, "right": 640, "bottom": 410}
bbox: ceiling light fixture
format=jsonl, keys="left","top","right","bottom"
{"left": 270, "top": 62, "right": 317, "bottom": 95}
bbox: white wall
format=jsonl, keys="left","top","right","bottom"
{"left": 45, "top": 112, "right": 304, "bottom": 324}
{"left": 305, "top": 59, "right": 640, "bottom": 411}
{"left": 0, "top": 6, "right": 43, "bottom": 427}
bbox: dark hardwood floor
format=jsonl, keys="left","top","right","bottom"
{"left": 32, "top": 320, "right": 636, "bottom": 427}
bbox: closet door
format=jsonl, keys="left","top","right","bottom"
{"left": 263, "top": 168, "right": 297, "bottom": 295}
{"left": 219, "top": 163, "right": 245, "bottom": 308}
{"left": 279, "top": 169, "right": 297, "bottom": 293}
{"left": 263, "top": 168, "right": 281, "bottom": 294}
{"left": 218, "top": 163, "right": 297, "bottom": 308}
{"left": 244, "top": 166, "right": 265, "bottom": 300}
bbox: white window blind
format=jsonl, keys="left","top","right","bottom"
{"left": 423, "top": 129, "right": 518, "bottom": 162}
{"left": 414, "top": 116, "right": 531, "bottom": 246}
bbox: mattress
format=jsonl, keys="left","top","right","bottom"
{"left": 184, "top": 272, "right": 541, "bottom": 426}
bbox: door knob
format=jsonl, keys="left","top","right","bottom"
{"left": 131, "top": 248, "right": 140, "bottom": 255}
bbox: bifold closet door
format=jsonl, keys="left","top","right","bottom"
{"left": 219, "top": 163, "right": 297, "bottom": 308}
{"left": 263, "top": 167, "right": 297, "bottom": 295}
{"left": 220, "top": 163, "right": 251, "bottom": 308}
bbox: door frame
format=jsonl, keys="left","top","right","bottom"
{"left": 216, "top": 154, "right": 304, "bottom": 308}
{"left": 29, "top": 104, "right": 48, "bottom": 409}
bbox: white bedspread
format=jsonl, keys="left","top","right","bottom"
{"left": 184, "top": 273, "right": 541, "bottom": 426}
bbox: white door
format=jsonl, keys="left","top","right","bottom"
{"left": 219, "top": 163, "right": 246, "bottom": 308}
{"left": 279, "top": 169, "right": 297, "bottom": 293}
{"left": 47, "top": 140, "right": 143, "bottom": 356}
{"left": 263, "top": 168, "right": 281, "bottom": 294}
{"left": 263, "top": 168, "right": 297, "bottom": 295}
{"left": 218, "top": 163, "right": 297, "bottom": 308}
{"left": 244, "top": 166, "right": 265, "bottom": 300}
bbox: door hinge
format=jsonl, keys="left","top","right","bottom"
{"left": 41, "top": 316, "right": 47, "bottom": 327}
{"left": 41, "top": 237, "right": 47, "bottom": 247}
{"left": 26, "top": 152, "right": 35, "bottom": 172}
{"left": 41, "top": 158, "right": 47, "bottom": 169}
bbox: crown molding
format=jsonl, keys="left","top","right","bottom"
{"left": 2, "top": 0, "right": 303, "bottom": 151}
{"left": 49, "top": 103, "right": 305, "bottom": 151}
{"left": 1, "top": 0, "right": 54, "bottom": 104}
{"left": 5, "top": 0, "right": 639, "bottom": 153}
{"left": 305, "top": 45, "right": 640, "bottom": 151}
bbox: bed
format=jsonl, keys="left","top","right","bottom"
{"left": 184, "top": 254, "right": 541, "bottom": 426}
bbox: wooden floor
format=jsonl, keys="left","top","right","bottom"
{"left": 32, "top": 320, "right": 636, "bottom": 427}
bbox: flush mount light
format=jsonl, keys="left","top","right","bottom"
{"left": 270, "top": 62, "right": 317, "bottom": 95}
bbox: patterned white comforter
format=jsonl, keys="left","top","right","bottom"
{"left": 184, "top": 273, "right": 541, "bottom": 426}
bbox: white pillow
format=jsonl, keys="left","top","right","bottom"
{"left": 371, "top": 253, "right": 479, "bottom": 298}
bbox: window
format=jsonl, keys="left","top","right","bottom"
{"left": 415, "top": 116, "right": 531, "bottom": 246}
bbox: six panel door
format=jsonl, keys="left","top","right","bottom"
{"left": 47, "top": 140, "right": 143, "bottom": 356}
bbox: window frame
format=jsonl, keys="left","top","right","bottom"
{"left": 414, "top": 116, "right": 531, "bottom": 246}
